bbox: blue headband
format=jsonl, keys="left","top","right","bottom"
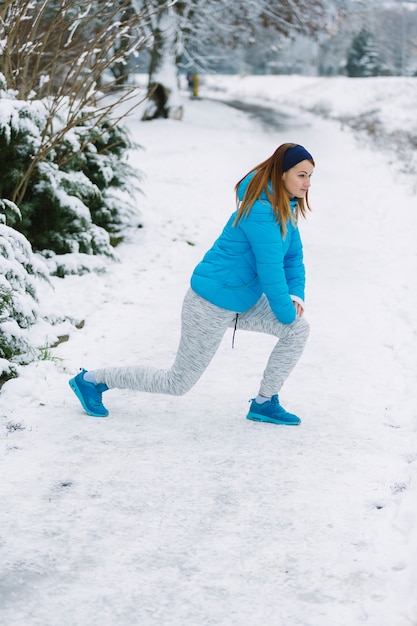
{"left": 282, "top": 145, "right": 313, "bottom": 172}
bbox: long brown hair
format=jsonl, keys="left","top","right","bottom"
{"left": 233, "top": 143, "right": 314, "bottom": 237}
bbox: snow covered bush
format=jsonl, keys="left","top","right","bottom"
{"left": 55, "top": 119, "right": 142, "bottom": 245}
{"left": 0, "top": 0, "right": 145, "bottom": 375}
{"left": 0, "top": 81, "right": 142, "bottom": 263}
{"left": 0, "top": 200, "right": 49, "bottom": 380}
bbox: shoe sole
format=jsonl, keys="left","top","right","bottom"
{"left": 247, "top": 412, "right": 301, "bottom": 426}
{"left": 69, "top": 378, "right": 109, "bottom": 418}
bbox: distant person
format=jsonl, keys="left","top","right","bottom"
{"left": 186, "top": 72, "right": 199, "bottom": 97}
{"left": 142, "top": 82, "right": 169, "bottom": 120}
{"left": 69, "top": 143, "right": 314, "bottom": 426}
{"left": 191, "top": 73, "right": 199, "bottom": 98}
{"left": 186, "top": 72, "right": 193, "bottom": 92}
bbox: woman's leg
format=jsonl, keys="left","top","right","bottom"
{"left": 95, "top": 289, "right": 235, "bottom": 395}
{"left": 236, "top": 295, "right": 310, "bottom": 397}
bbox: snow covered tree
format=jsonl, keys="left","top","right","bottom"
{"left": 318, "top": 1, "right": 417, "bottom": 77}
{"left": 0, "top": 1, "right": 146, "bottom": 261}
{"left": 140, "top": 2, "right": 184, "bottom": 120}
{"left": 0, "top": 78, "right": 141, "bottom": 259}
{"left": 0, "top": 0, "right": 148, "bottom": 101}
{"left": 371, "top": 2, "right": 417, "bottom": 76}
{"left": 346, "top": 28, "right": 387, "bottom": 77}
{"left": 0, "top": 200, "right": 49, "bottom": 380}
{"left": 133, "top": 0, "right": 328, "bottom": 117}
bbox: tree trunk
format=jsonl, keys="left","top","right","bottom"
{"left": 143, "top": 6, "right": 183, "bottom": 121}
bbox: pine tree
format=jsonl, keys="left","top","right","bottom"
{"left": 346, "top": 29, "right": 385, "bottom": 77}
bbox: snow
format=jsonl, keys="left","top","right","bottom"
{"left": 201, "top": 74, "right": 417, "bottom": 189}
{"left": 1, "top": 75, "right": 417, "bottom": 626}
{"left": 201, "top": 74, "right": 417, "bottom": 134}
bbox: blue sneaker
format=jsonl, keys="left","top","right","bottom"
{"left": 69, "top": 368, "right": 109, "bottom": 417}
{"left": 246, "top": 394, "right": 301, "bottom": 426}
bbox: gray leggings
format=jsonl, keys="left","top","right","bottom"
{"left": 95, "top": 288, "right": 310, "bottom": 397}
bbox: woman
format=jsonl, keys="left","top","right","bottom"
{"left": 69, "top": 143, "right": 314, "bottom": 425}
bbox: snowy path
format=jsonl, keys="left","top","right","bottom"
{"left": 1, "top": 95, "right": 417, "bottom": 626}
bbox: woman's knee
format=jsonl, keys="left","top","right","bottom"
{"left": 291, "top": 315, "right": 310, "bottom": 340}
{"left": 167, "top": 374, "right": 197, "bottom": 396}
{"left": 297, "top": 315, "right": 310, "bottom": 334}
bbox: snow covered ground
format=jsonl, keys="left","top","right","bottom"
{"left": 1, "top": 75, "right": 417, "bottom": 626}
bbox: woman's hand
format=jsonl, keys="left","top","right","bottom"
{"left": 293, "top": 301, "right": 304, "bottom": 317}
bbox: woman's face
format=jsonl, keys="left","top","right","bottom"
{"left": 282, "top": 159, "right": 314, "bottom": 198}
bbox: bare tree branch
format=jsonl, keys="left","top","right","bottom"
{"left": 0, "top": 0, "right": 164, "bottom": 205}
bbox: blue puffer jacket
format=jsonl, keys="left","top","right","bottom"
{"left": 190, "top": 173, "right": 305, "bottom": 324}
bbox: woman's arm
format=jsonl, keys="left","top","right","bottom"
{"left": 240, "top": 202, "right": 297, "bottom": 324}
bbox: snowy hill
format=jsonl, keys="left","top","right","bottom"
{"left": 202, "top": 74, "right": 417, "bottom": 190}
